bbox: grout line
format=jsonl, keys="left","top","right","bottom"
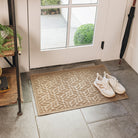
{"left": 80, "top": 101, "right": 130, "bottom": 126}
{"left": 29, "top": 78, "right": 40, "bottom": 137}
{"left": 31, "top": 102, "right": 41, "bottom": 138}
{"left": 86, "top": 113, "right": 129, "bottom": 125}
{"left": 30, "top": 81, "right": 38, "bottom": 116}
{"left": 22, "top": 73, "right": 40, "bottom": 137}
{"left": 80, "top": 109, "right": 94, "bottom": 138}
{"left": 85, "top": 101, "right": 129, "bottom": 125}
{"left": 120, "top": 100, "right": 138, "bottom": 124}
{"left": 27, "top": 73, "right": 38, "bottom": 116}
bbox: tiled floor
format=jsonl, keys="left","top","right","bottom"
{"left": 0, "top": 60, "right": 138, "bottom": 138}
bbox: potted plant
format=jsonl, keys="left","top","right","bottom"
{"left": 0, "top": 24, "right": 22, "bottom": 55}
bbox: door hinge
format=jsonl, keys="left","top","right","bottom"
{"left": 101, "top": 41, "right": 104, "bottom": 50}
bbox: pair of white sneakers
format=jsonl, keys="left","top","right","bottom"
{"left": 94, "top": 72, "right": 126, "bottom": 98}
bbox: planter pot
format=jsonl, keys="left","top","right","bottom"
{"left": 0, "top": 31, "right": 9, "bottom": 39}
{"left": 0, "top": 67, "right": 2, "bottom": 76}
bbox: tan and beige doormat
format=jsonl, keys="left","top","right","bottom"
{"left": 31, "top": 65, "right": 128, "bottom": 116}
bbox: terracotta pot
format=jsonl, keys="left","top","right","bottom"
{"left": 0, "top": 67, "right": 2, "bottom": 76}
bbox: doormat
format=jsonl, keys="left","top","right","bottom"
{"left": 31, "top": 65, "right": 128, "bottom": 116}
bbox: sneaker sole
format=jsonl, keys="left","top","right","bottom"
{"left": 111, "top": 86, "right": 126, "bottom": 95}
{"left": 115, "top": 91, "right": 126, "bottom": 95}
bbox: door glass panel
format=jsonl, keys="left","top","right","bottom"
{"left": 72, "top": 0, "right": 98, "bottom": 4}
{"left": 41, "top": 8, "right": 68, "bottom": 50}
{"left": 41, "top": 0, "right": 69, "bottom": 6}
{"left": 69, "top": 7, "right": 96, "bottom": 47}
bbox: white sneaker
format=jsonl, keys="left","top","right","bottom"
{"left": 104, "top": 72, "right": 126, "bottom": 94}
{"left": 94, "top": 73, "right": 115, "bottom": 98}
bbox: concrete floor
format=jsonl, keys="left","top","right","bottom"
{"left": 0, "top": 60, "right": 138, "bottom": 138}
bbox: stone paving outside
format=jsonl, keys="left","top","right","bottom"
{"left": 41, "top": 14, "right": 77, "bottom": 50}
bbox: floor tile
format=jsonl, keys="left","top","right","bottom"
{"left": 0, "top": 103, "right": 39, "bottom": 138}
{"left": 110, "top": 69, "right": 138, "bottom": 101}
{"left": 89, "top": 118, "right": 122, "bottom": 138}
{"left": 30, "top": 65, "right": 63, "bottom": 75}
{"left": 21, "top": 73, "right": 32, "bottom": 103}
{"left": 88, "top": 115, "right": 138, "bottom": 138}
{"left": 103, "top": 60, "right": 138, "bottom": 124}
{"left": 36, "top": 110, "right": 92, "bottom": 138}
{"left": 62, "top": 61, "right": 95, "bottom": 70}
{"left": 103, "top": 59, "right": 131, "bottom": 72}
{"left": 30, "top": 60, "right": 95, "bottom": 75}
{"left": 121, "top": 100, "right": 138, "bottom": 124}
{"left": 106, "top": 66, "right": 138, "bottom": 123}
{"left": 115, "top": 115, "right": 138, "bottom": 138}
{"left": 81, "top": 101, "right": 128, "bottom": 123}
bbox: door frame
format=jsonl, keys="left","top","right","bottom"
{"left": 28, "top": 0, "right": 108, "bottom": 69}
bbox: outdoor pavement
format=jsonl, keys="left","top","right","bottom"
{"left": 0, "top": 59, "right": 138, "bottom": 138}
{"left": 41, "top": 14, "right": 78, "bottom": 50}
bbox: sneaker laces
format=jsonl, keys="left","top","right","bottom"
{"left": 104, "top": 72, "right": 119, "bottom": 88}
{"left": 110, "top": 77, "right": 118, "bottom": 87}
{"left": 97, "top": 75, "right": 111, "bottom": 90}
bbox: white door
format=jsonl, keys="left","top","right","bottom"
{"left": 28, "top": 0, "right": 107, "bottom": 68}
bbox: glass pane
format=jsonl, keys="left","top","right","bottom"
{"left": 72, "top": 0, "right": 98, "bottom": 4}
{"left": 41, "top": 8, "right": 68, "bottom": 50}
{"left": 41, "top": 0, "right": 69, "bottom": 6}
{"left": 69, "top": 7, "right": 96, "bottom": 47}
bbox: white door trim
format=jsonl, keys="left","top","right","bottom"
{"left": 28, "top": 0, "right": 107, "bottom": 68}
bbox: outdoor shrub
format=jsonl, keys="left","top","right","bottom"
{"left": 41, "top": 0, "right": 45, "bottom": 6}
{"left": 41, "top": 0, "right": 60, "bottom": 15}
{"left": 41, "top": 0, "right": 60, "bottom": 6}
{"left": 74, "top": 24, "right": 94, "bottom": 46}
{"left": 46, "top": 0, "right": 60, "bottom": 5}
